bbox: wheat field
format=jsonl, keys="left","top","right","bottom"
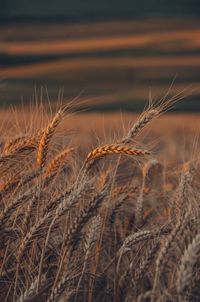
{"left": 0, "top": 97, "right": 199, "bottom": 302}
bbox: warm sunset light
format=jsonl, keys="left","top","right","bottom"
{"left": 0, "top": 2, "right": 200, "bottom": 302}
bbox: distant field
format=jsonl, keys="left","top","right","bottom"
{"left": 1, "top": 18, "right": 200, "bottom": 110}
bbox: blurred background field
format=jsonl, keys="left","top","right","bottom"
{"left": 0, "top": 1, "right": 200, "bottom": 111}
{"left": 0, "top": 107, "right": 199, "bottom": 168}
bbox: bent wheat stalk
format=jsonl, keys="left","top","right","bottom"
{"left": 86, "top": 144, "right": 149, "bottom": 162}
{"left": 121, "top": 109, "right": 159, "bottom": 144}
{"left": 3, "top": 135, "right": 39, "bottom": 156}
{"left": 3, "top": 135, "right": 28, "bottom": 155}
{"left": 121, "top": 89, "right": 186, "bottom": 143}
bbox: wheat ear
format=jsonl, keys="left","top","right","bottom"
{"left": 0, "top": 172, "right": 22, "bottom": 197}
{"left": 0, "top": 191, "right": 32, "bottom": 228}
{"left": 37, "top": 108, "right": 64, "bottom": 169}
{"left": 3, "top": 135, "right": 39, "bottom": 156}
{"left": 63, "top": 184, "right": 109, "bottom": 253}
{"left": 173, "top": 167, "right": 194, "bottom": 221}
{"left": 118, "top": 224, "right": 169, "bottom": 258}
{"left": 16, "top": 274, "right": 47, "bottom": 302}
{"left": 47, "top": 272, "right": 81, "bottom": 302}
{"left": 0, "top": 168, "right": 39, "bottom": 199}
{"left": 177, "top": 233, "right": 200, "bottom": 297}
{"left": 3, "top": 135, "right": 28, "bottom": 154}
{"left": 86, "top": 144, "right": 149, "bottom": 162}
{"left": 134, "top": 240, "right": 160, "bottom": 288}
{"left": 152, "top": 213, "right": 188, "bottom": 299}
{"left": 121, "top": 109, "right": 159, "bottom": 144}
{"left": 121, "top": 90, "right": 185, "bottom": 143}
{"left": 119, "top": 230, "right": 156, "bottom": 256}
{"left": 74, "top": 215, "right": 102, "bottom": 301}
{"left": 108, "top": 193, "right": 128, "bottom": 226}
{"left": 45, "top": 147, "right": 73, "bottom": 177}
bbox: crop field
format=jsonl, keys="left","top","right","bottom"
{"left": 0, "top": 96, "right": 199, "bottom": 301}
{"left": 1, "top": 17, "right": 200, "bottom": 111}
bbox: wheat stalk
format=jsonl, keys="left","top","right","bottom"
{"left": 37, "top": 109, "right": 64, "bottom": 169}
{"left": 121, "top": 109, "right": 159, "bottom": 144}
{"left": 152, "top": 213, "right": 189, "bottom": 300}
{"left": 120, "top": 89, "right": 185, "bottom": 144}
{"left": 86, "top": 144, "right": 149, "bottom": 162}
{"left": 173, "top": 167, "right": 194, "bottom": 220}
{"left": 177, "top": 233, "right": 200, "bottom": 297}
{"left": 63, "top": 188, "right": 107, "bottom": 252}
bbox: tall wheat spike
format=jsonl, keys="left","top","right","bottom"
{"left": 177, "top": 233, "right": 200, "bottom": 297}
{"left": 173, "top": 163, "right": 194, "bottom": 220}
{"left": 120, "top": 90, "right": 185, "bottom": 144}
{"left": 121, "top": 109, "right": 159, "bottom": 144}
{"left": 37, "top": 108, "right": 64, "bottom": 169}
